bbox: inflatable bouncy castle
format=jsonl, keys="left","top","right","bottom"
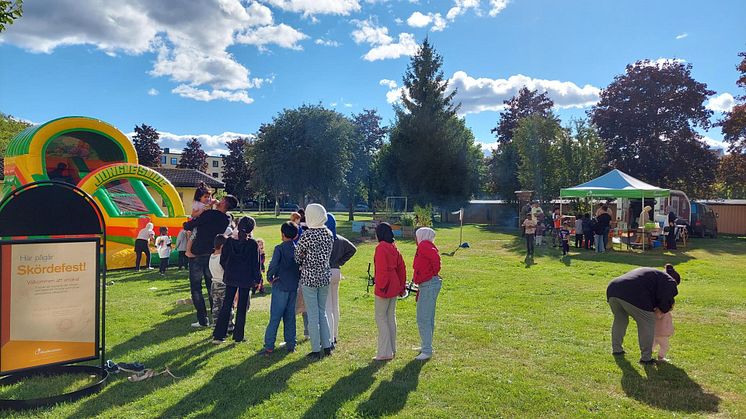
{"left": 2, "top": 116, "right": 188, "bottom": 269}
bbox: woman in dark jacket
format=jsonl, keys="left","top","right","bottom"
{"left": 213, "top": 216, "right": 261, "bottom": 344}
{"left": 606, "top": 264, "right": 680, "bottom": 364}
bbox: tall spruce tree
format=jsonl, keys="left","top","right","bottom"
{"left": 132, "top": 124, "right": 162, "bottom": 167}
{"left": 487, "top": 88, "right": 556, "bottom": 201}
{"left": 388, "top": 38, "right": 482, "bottom": 207}
{"left": 177, "top": 138, "right": 208, "bottom": 172}
{"left": 221, "top": 137, "right": 253, "bottom": 203}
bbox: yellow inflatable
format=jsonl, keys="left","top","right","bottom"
{"left": 2, "top": 116, "right": 188, "bottom": 269}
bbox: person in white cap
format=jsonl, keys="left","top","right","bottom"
{"left": 295, "top": 203, "right": 334, "bottom": 359}
{"left": 134, "top": 222, "right": 155, "bottom": 271}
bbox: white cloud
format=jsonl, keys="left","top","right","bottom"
{"left": 0, "top": 0, "right": 291, "bottom": 104}
{"left": 147, "top": 88, "right": 159, "bottom": 96}
{"left": 379, "top": 79, "right": 398, "bottom": 89}
{"left": 381, "top": 71, "right": 601, "bottom": 113}
{"left": 236, "top": 24, "right": 308, "bottom": 50}
{"left": 640, "top": 58, "right": 687, "bottom": 67}
{"left": 705, "top": 93, "right": 736, "bottom": 113}
{"left": 488, "top": 0, "right": 508, "bottom": 16}
{"left": 407, "top": 11, "right": 447, "bottom": 31}
{"left": 363, "top": 32, "right": 418, "bottom": 61}
{"left": 446, "top": 0, "right": 480, "bottom": 20}
{"left": 315, "top": 38, "right": 341, "bottom": 47}
{"left": 265, "top": 0, "right": 361, "bottom": 16}
{"left": 675, "top": 33, "right": 688, "bottom": 40}
{"left": 125, "top": 130, "right": 255, "bottom": 155}
{"left": 172, "top": 85, "right": 254, "bottom": 104}
{"left": 351, "top": 19, "right": 393, "bottom": 45}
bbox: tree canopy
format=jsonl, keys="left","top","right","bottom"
{"left": 221, "top": 137, "right": 253, "bottom": 202}
{"left": 386, "top": 38, "right": 483, "bottom": 208}
{"left": 0, "top": 0, "right": 22, "bottom": 33}
{"left": 0, "top": 113, "right": 31, "bottom": 176}
{"left": 719, "top": 51, "right": 746, "bottom": 153}
{"left": 177, "top": 138, "right": 208, "bottom": 172}
{"left": 132, "top": 124, "right": 162, "bottom": 167}
{"left": 590, "top": 60, "right": 717, "bottom": 197}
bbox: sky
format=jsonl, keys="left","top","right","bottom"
{"left": 1, "top": 0, "right": 744, "bottom": 156}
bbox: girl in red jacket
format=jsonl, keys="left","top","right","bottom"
{"left": 413, "top": 227, "right": 442, "bottom": 360}
{"left": 373, "top": 223, "right": 406, "bottom": 361}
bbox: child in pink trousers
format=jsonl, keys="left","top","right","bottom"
{"left": 654, "top": 307, "right": 674, "bottom": 361}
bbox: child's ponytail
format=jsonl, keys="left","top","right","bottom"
{"left": 193, "top": 181, "right": 210, "bottom": 202}
{"left": 236, "top": 216, "right": 256, "bottom": 241}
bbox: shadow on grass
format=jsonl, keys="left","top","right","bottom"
{"left": 357, "top": 360, "right": 424, "bottom": 417}
{"left": 614, "top": 356, "right": 720, "bottom": 413}
{"left": 160, "top": 351, "right": 314, "bottom": 417}
{"left": 107, "top": 313, "right": 195, "bottom": 358}
{"left": 301, "top": 361, "right": 383, "bottom": 419}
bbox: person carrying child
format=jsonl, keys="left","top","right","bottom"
{"left": 261, "top": 222, "right": 301, "bottom": 355}
{"left": 155, "top": 227, "right": 172, "bottom": 275}
{"left": 185, "top": 182, "right": 218, "bottom": 258}
{"left": 373, "top": 222, "right": 407, "bottom": 361}
{"left": 521, "top": 214, "right": 537, "bottom": 258}
{"left": 213, "top": 216, "right": 261, "bottom": 344}
{"left": 209, "top": 235, "right": 234, "bottom": 333}
{"left": 559, "top": 221, "right": 571, "bottom": 257}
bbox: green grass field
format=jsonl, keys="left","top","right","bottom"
{"left": 2, "top": 214, "right": 744, "bottom": 418}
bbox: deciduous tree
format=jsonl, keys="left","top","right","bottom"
{"left": 221, "top": 137, "right": 253, "bottom": 203}
{"left": 0, "top": 113, "right": 31, "bottom": 175}
{"left": 719, "top": 51, "right": 746, "bottom": 153}
{"left": 177, "top": 138, "right": 208, "bottom": 172}
{"left": 132, "top": 124, "right": 162, "bottom": 167}
{"left": 0, "top": 0, "right": 22, "bottom": 33}
{"left": 590, "top": 60, "right": 717, "bottom": 197}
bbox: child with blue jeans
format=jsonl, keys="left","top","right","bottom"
{"left": 262, "top": 222, "right": 301, "bottom": 354}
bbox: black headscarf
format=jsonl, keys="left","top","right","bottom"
{"left": 375, "top": 222, "right": 395, "bottom": 243}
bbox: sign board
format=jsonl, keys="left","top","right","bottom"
{"left": 0, "top": 240, "right": 99, "bottom": 374}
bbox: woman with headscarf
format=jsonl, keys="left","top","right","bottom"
{"left": 606, "top": 264, "right": 680, "bottom": 364}
{"left": 134, "top": 222, "right": 155, "bottom": 271}
{"left": 325, "top": 213, "right": 357, "bottom": 345}
{"left": 412, "top": 227, "right": 441, "bottom": 361}
{"left": 295, "top": 204, "right": 335, "bottom": 359}
{"left": 373, "top": 222, "right": 407, "bottom": 361}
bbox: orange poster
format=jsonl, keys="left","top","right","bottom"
{"left": 1, "top": 241, "right": 97, "bottom": 373}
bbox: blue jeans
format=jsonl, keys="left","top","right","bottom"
{"left": 301, "top": 285, "right": 331, "bottom": 352}
{"left": 264, "top": 288, "right": 297, "bottom": 350}
{"left": 595, "top": 234, "right": 605, "bottom": 253}
{"left": 416, "top": 276, "right": 442, "bottom": 355}
{"left": 189, "top": 255, "right": 213, "bottom": 325}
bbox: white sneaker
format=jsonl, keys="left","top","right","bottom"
{"left": 191, "top": 321, "right": 209, "bottom": 328}
{"left": 415, "top": 352, "right": 432, "bottom": 361}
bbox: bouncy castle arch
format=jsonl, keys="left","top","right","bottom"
{"left": 3, "top": 117, "right": 187, "bottom": 269}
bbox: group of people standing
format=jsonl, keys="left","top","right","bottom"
{"left": 135, "top": 180, "right": 443, "bottom": 361}
{"left": 521, "top": 202, "right": 615, "bottom": 258}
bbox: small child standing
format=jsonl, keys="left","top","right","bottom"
{"left": 559, "top": 222, "right": 571, "bottom": 257}
{"left": 535, "top": 222, "right": 545, "bottom": 246}
{"left": 253, "top": 239, "right": 267, "bottom": 295}
{"left": 262, "top": 222, "right": 301, "bottom": 355}
{"left": 574, "top": 215, "right": 584, "bottom": 248}
{"left": 155, "top": 227, "right": 172, "bottom": 275}
{"left": 654, "top": 307, "right": 674, "bottom": 362}
{"left": 521, "top": 214, "right": 537, "bottom": 258}
{"left": 209, "top": 235, "right": 233, "bottom": 331}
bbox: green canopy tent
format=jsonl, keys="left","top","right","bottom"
{"left": 560, "top": 169, "right": 670, "bottom": 250}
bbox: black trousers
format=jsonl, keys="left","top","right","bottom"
{"left": 214, "top": 286, "right": 251, "bottom": 342}
{"left": 583, "top": 232, "right": 593, "bottom": 249}
{"left": 159, "top": 258, "right": 169, "bottom": 273}
{"left": 134, "top": 239, "right": 150, "bottom": 269}
{"left": 575, "top": 233, "right": 583, "bottom": 248}
{"left": 525, "top": 233, "right": 535, "bottom": 255}
{"left": 178, "top": 251, "right": 189, "bottom": 269}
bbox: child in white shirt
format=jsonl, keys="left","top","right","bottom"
{"left": 155, "top": 227, "right": 172, "bottom": 275}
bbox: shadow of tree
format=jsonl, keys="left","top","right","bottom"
{"left": 614, "top": 356, "right": 720, "bottom": 413}
{"left": 301, "top": 361, "right": 383, "bottom": 419}
{"left": 356, "top": 360, "right": 424, "bottom": 417}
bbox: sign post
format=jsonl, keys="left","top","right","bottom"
{"left": 0, "top": 181, "right": 107, "bottom": 410}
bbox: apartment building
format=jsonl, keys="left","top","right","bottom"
{"left": 160, "top": 148, "right": 224, "bottom": 180}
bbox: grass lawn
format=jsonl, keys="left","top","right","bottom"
{"left": 1, "top": 213, "right": 744, "bottom": 418}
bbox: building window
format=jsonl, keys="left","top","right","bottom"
{"left": 212, "top": 173, "right": 219, "bottom": 178}
{"left": 161, "top": 156, "right": 167, "bottom": 164}
{"left": 212, "top": 160, "right": 219, "bottom": 167}
{"left": 171, "top": 158, "right": 178, "bottom": 165}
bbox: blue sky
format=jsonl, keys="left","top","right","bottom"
{"left": 1, "top": 0, "right": 744, "bottom": 155}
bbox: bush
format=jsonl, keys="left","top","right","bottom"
{"left": 399, "top": 213, "right": 415, "bottom": 226}
{"left": 414, "top": 204, "right": 433, "bottom": 227}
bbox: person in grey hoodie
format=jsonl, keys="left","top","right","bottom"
{"left": 325, "top": 213, "right": 357, "bottom": 345}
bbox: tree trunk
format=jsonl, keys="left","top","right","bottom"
{"left": 348, "top": 195, "right": 355, "bottom": 221}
